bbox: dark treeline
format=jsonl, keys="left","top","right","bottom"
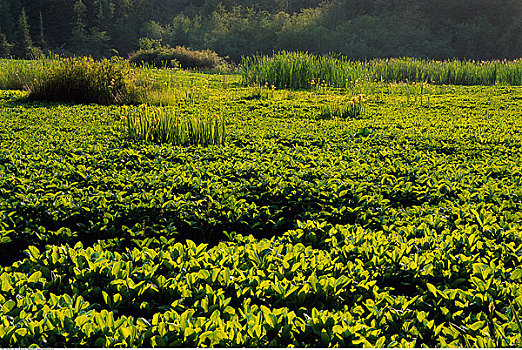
{"left": 0, "top": 0, "right": 521, "bottom": 61}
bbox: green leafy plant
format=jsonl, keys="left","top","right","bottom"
{"left": 1, "top": 69, "right": 522, "bottom": 348}
{"left": 240, "top": 51, "right": 365, "bottom": 90}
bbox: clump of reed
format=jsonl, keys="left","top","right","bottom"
{"left": 370, "top": 58, "right": 522, "bottom": 85}
{"left": 241, "top": 52, "right": 522, "bottom": 90}
{"left": 318, "top": 94, "right": 366, "bottom": 119}
{"left": 240, "top": 51, "right": 366, "bottom": 90}
{"left": 123, "top": 104, "right": 226, "bottom": 146}
{"left": 0, "top": 58, "right": 55, "bottom": 90}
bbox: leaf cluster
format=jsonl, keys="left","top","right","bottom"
{"left": 0, "top": 72, "right": 522, "bottom": 346}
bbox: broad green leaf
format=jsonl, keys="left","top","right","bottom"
{"left": 511, "top": 269, "right": 522, "bottom": 280}
{"left": 28, "top": 271, "right": 42, "bottom": 283}
{"left": 151, "top": 335, "right": 166, "bottom": 348}
{"left": 468, "top": 320, "right": 486, "bottom": 331}
{"left": 1, "top": 300, "right": 16, "bottom": 313}
{"left": 426, "top": 283, "right": 438, "bottom": 296}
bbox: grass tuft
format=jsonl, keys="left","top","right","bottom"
{"left": 318, "top": 94, "right": 366, "bottom": 119}
{"left": 123, "top": 104, "right": 226, "bottom": 146}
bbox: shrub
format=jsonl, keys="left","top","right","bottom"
{"left": 129, "top": 46, "right": 230, "bottom": 71}
{"left": 27, "top": 57, "right": 143, "bottom": 105}
{"left": 123, "top": 104, "right": 226, "bottom": 146}
{"left": 128, "top": 46, "right": 180, "bottom": 69}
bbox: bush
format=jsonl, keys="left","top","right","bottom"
{"left": 27, "top": 57, "right": 143, "bottom": 105}
{"left": 129, "top": 46, "right": 230, "bottom": 71}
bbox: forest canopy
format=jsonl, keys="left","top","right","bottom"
{"left": 0, "top": 0, "right": 521, "bottom": 61}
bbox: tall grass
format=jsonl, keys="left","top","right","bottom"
{"left": 123, "top": 104, "right": 226, "bottom": 146}
{"left": 370, "top": 58, "right": 522, "bottom": 85}
{"left": 0, "top": 58, "right": 55, "bottom": 90}
{"left": 241, "top": 52, "right": 522, "bottom": 89}
{"left": 241, "top": 51, "right": 366, "bottom": 90}
{"left": 318, "top": 94, "right": 366, "bottom": 119}
{"left": 0, "top": 57, "right": 146, "bottom": 105}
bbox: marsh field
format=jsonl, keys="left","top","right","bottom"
{"left": 1, "top": 55, "right": 522, "bottom": 347}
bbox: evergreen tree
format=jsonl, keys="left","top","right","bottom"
{"left": 73, "top": 0, "right": 87, "bottom": 35}
{"left": 71, "top": 0, "right": 111, "bottom": 57}
{"left": 70, "top": 0, "right": 88, "bottom": 53}
{"left": 14, "top": 8, "right": 34, "bottom": 58}
{"left": 37, "top": 11, "right": 47, "bottom": 51}
{"left": 0, "top": 32, "right": 12, "bottom": 58}
{"left": 95, "top": 0, "right": 105, "bottom": 25}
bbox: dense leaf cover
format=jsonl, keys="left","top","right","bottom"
{"left": 1, "top": 75, "right": 522, "bottom": 346}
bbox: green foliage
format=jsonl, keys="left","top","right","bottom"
{"left": 123, "top": 104, "right": 226, "bottom": 146}
{"left": 69, "top": 0, "right": 110, "bottom": 58}
{"left": 129, "top": 46, "right": 180, "bottom": 69}
{"left": 0, "top": 59, "right": 54, "bottom": 90}
{"left": 2, "top": 225, "right": 522, "bottom": 346}
{"left": 36, "top": 11, "right": 46, "bottom": 51}
{"left": 318, "top": 95, "right": 365, "bottom": 119}
{"left": 1, "top": 0, "right": 522, "bottom": 60}
{"left": 370, "top": 58, "right": 522, "bottom": 85}
{"left": 241, "top": 52, "right": 522, "bottom": 89}
{"left": 27, "top": 57, "right": 143, "bottom": 105}
{"left": 14, "top": 8, "right": 32, "bottom": 58}
{"left": 13, "top": 8, "right": 41, "bottom": 59}
{"left": 241, "top": 51, "right": 364, "bottom": 90}
{"left": 0, "top": 33, "right": 12, "bottom": 58}
{"left": 129, "top": 46, "right": 230, "bottom": 71}
{"left": 0, "top": 69, "right": 522, "bottom": 346}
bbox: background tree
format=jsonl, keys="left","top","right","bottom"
{"left": 70, "top": 0, "right": 88, "bottom": 53}
{"left": 70, "top": 0, "right": 110, "bottom": 57}
{"left": 0, "top": 0, "right": 519, "bottom": 60}
{"left": 14, "top": 8, "right": 34, "bottom": 58}
{"left": 36, "top": 11, "right": 47, "bottom": 51}
{"left": 0, "top": 32, "right": 13, "bottom": 58}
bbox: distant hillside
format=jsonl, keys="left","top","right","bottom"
{"left": 0, "top": 0, "right": 521, "bottom": 60}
